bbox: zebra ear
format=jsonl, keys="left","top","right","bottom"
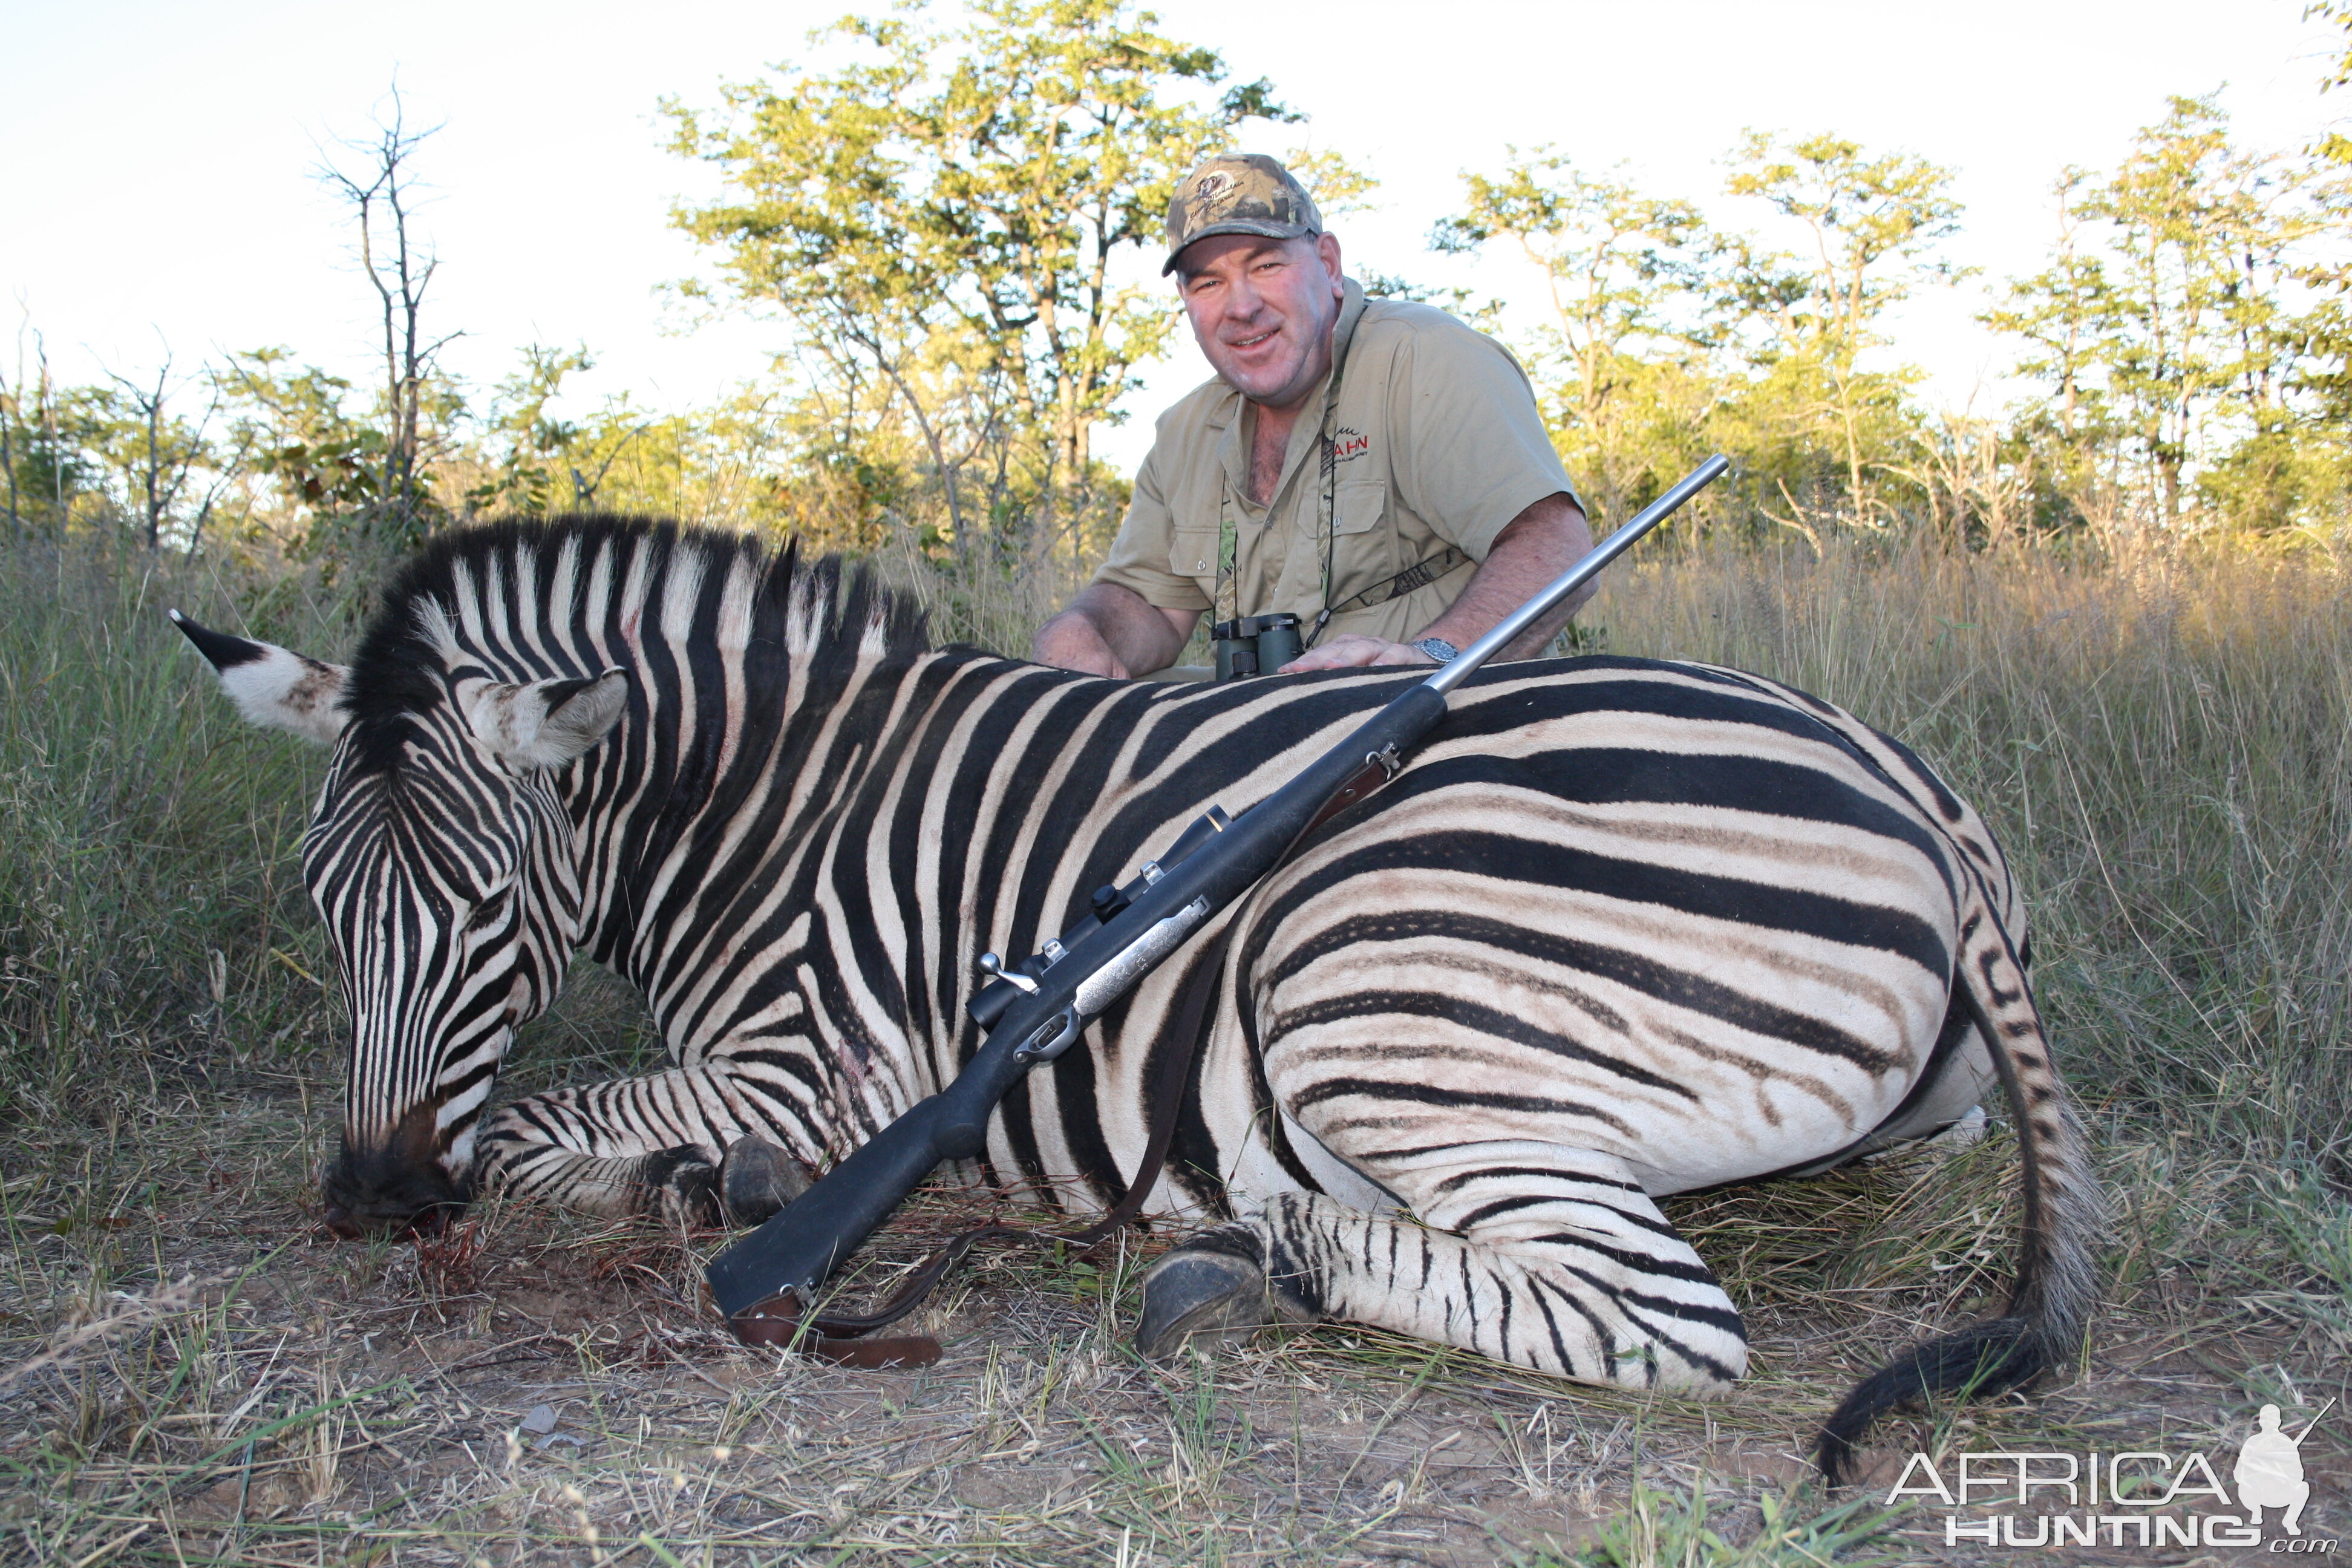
{"left": 169, "top": 609, "right": 350, "bottom": 746}
{"left": 464, "top": 669, "right": 629, "bottom": 769}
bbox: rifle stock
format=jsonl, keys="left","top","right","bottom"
{"left": 704, "top": 455, "right": 1730, "bottom": 1328}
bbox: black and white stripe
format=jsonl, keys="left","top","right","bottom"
{"left": 176, "top": 517, "right": 2100, "bottom": 1468}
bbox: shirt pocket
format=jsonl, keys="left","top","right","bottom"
{"left": 1332, "top": 477, "right": 1388, "bottom": 536}
{"left": 1324, "top": 477, "right": 1397, "bottom": 603}
{"left": 1169, "top": 526, "right": 1220, "bottom": 581}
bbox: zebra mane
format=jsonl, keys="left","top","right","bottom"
{"left": 339, "top": 515, "right": 932, "bottom": 773}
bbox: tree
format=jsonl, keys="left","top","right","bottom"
{"left": 1720, "top": 132, "right": 1965, "bottom": 521}
{"left": 462, "top": 344, "right": 596, "bottom": 518}
{"left": 318, "top": 88, "right": 459, "bottom": 544}
{"left": 93, "top": 350, "right": 225, "bottom": 550}
{"left": 2313, "top": 0, "right": 2352, "bottom": 168}
{"left": 0, "top": 324, "right": 26, "bottom": 538}
{"left": 1996, "top": 96, "right": 2342, "bottom": 531}
{"left": 667, "top": 0, "right": 1290, "bottom": 556}
{"left": 1431, "top": 148, "right": 1711, "bottom": 521}
{"left": 1982, "top": 169, "right": 2130, "bottom": 532}
{"left": 214, "top": 346, "right": 397, "bottom": 559}
{"left": 0, "top": 332, "right": 109, "bottom": 537}
{"left": 2294, "top": 4, "right": 2352, "bottom": 432}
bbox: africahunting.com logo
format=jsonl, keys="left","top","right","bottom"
{"left": 1887, "top": 1402, "right": 2334, "bottom": 1552}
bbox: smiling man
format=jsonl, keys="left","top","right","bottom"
{"left": 1030, "top": 152, "right": 1595, "bottom": 680}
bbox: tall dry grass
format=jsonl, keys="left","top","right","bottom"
{"left": 1606, "top": 534, "right": 2352, "bottom": 1158}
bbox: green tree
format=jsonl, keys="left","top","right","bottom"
{"left": 2313, "top": 0, "right": 2352, "bottom": 168}
{"left": 1995, "top": 95, "right": 2343, "bottom": 532}
{"left": 0, "top": 344, "right": 96, "bottom": 535}
{"left": 1720, "top": 132, "right": 1965, "bottom": 521}
{"left": 1982, "top": 169, "right": 2131, "bottom": 532}
{"left": 87, "top": 353, "right": 229, "bottom": 549}
{"left": 461, "top": 344, "right": 597, "bottom": 518}
{"left": 212, "top": 345, "right": 465, "bottom": 566}
{"left": 1431, "top": 147, "right": 1712, "bottom": 523}
{"left": 2293, "top": 4, "right": 2352, "bottom": 433}
{"left": 216, "top": 349, "right": 379, "bottom": 524}
{"left": 667, "top": 0, "right": 1289, "bottom": 555}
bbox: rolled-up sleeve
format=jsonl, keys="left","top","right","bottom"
{"left": 1092, "top": 444, "right": 1214, "bottom": 612}
{"left": 1390, "top": 327, "right": 1581, "bottom": 561}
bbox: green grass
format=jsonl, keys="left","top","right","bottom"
{"left": 0, "top": 534, "right": 353, "bottom": 1116}
{"left": 1518, "top": 1472, "right": 1907, "bottom": 1568}
{"left": 1, "top": 521, "right": 2347, "bottom": 1563}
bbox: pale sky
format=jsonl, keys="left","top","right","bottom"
{"left": 4, "top": 0, "right": 2344, "bottom": 476}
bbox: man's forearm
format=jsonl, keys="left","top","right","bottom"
{"left": 1030, "top": 583, "right": 1198, "bottom": 676}
{"left": 1416, "top": 493, "right": 1594, "bottom": 660}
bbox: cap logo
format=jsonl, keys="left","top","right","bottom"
{"left": 1194, "top": 171, "right": 1235, "bottom": 204}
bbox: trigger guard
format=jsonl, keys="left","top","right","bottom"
{"left": 1014, "top": 1007, "right": 1081, "bottom": 1063}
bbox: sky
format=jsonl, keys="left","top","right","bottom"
{"left": 4, "top": 0, "right": 2345, "bottom": 475}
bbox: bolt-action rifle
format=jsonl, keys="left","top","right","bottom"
{"left": 705, "top": 454, "right": 1733, "bottom": 1343}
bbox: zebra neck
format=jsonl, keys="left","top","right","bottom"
{"left": 568, "top": 632, "right": 973, "bottom": 1072}
{"left": 578, "top": 644, "right": 1189, "bottom": 1126}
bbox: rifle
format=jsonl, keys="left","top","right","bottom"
{"left": 705, "top": 454, "right": 1733, "bottom": 1342}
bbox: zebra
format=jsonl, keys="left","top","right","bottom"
{"left": 171, "top": 515, "right": 2101, "bottom": 1480}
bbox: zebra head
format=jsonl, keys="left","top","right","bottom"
{"left": 170, "top": 609, "right": 627, "bottom": 1236}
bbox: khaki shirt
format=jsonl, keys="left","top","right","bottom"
{"left": 1096, "top": 279, "right": 1580, "bottom": 650}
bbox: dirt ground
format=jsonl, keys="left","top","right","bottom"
{"left": 2, "top": 997, "right": 2345, "bottom": 1567}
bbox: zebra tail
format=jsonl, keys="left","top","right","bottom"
{"left": 1812, "top": 876, "right": 2105, "bottom": 1488}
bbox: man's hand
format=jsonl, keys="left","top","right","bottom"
{"left": 1030, "top": 583, "right": 1199, "bottom": 678}
{"left": 1278, "top": 633, "right": 1439, "bottom": 673}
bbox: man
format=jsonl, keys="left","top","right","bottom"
{"left": 1031, "top": 152, "right": 1593, "bottom": 679}
{"left": 2235, "top": 1403, "right": 2316, "bottom": 1536}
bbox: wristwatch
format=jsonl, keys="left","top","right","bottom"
{"left": 1410, "top": 637, "right": 1460, "bottom": 664}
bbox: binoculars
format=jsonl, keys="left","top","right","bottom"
{"left": 1210, "top": 612, "right": 1305, "bottom": 681}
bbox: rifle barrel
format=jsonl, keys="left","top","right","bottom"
{"left": 1426, "top": 453, "right": 1728, "bottom": 697}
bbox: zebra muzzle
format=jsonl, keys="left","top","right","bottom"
{"left": 320, "top": 1103, "right": 466, "bottom": 1238}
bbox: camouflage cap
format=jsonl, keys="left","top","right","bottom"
{"left": 1163, "top": 153, "right": 1322, "bottom": 275}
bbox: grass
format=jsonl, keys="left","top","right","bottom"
{"left": 1, "top": 523, "right": 2347, "bottom": 1563}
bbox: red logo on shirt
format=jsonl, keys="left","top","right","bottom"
{"left": 1332, "top": 428, "right": 1370, "bottom": 463}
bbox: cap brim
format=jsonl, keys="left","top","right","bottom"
{"left": 1163, "top": 221, "right": 1319, "bottom": 275}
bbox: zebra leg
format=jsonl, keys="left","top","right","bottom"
{"left": 474, "top": 1064, "right": 812, "bottom": 1225}
{"left": 1140, "top": 1143, "right": 1746, "bottom": 1394}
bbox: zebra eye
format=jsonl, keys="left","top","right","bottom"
{"left": 463, "top": 888, "right": 515, "bottom": 933}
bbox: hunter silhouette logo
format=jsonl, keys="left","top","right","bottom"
{"left": 1887, "top": 1399, "right": 2336, "bottom": 1551}
{"left": 2239, "top": 1402, "right": 2328, "bottom": 1537}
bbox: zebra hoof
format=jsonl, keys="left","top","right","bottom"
{"left": 1135, "top": 1248, "right": 1273, "bottom": 1361}
{"left": 719, "top": 1134, "right": 811, "bottom": 1227}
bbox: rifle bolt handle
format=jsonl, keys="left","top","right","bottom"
{"left": 976, "top": 951, "right": 1038, "bottom": 994}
